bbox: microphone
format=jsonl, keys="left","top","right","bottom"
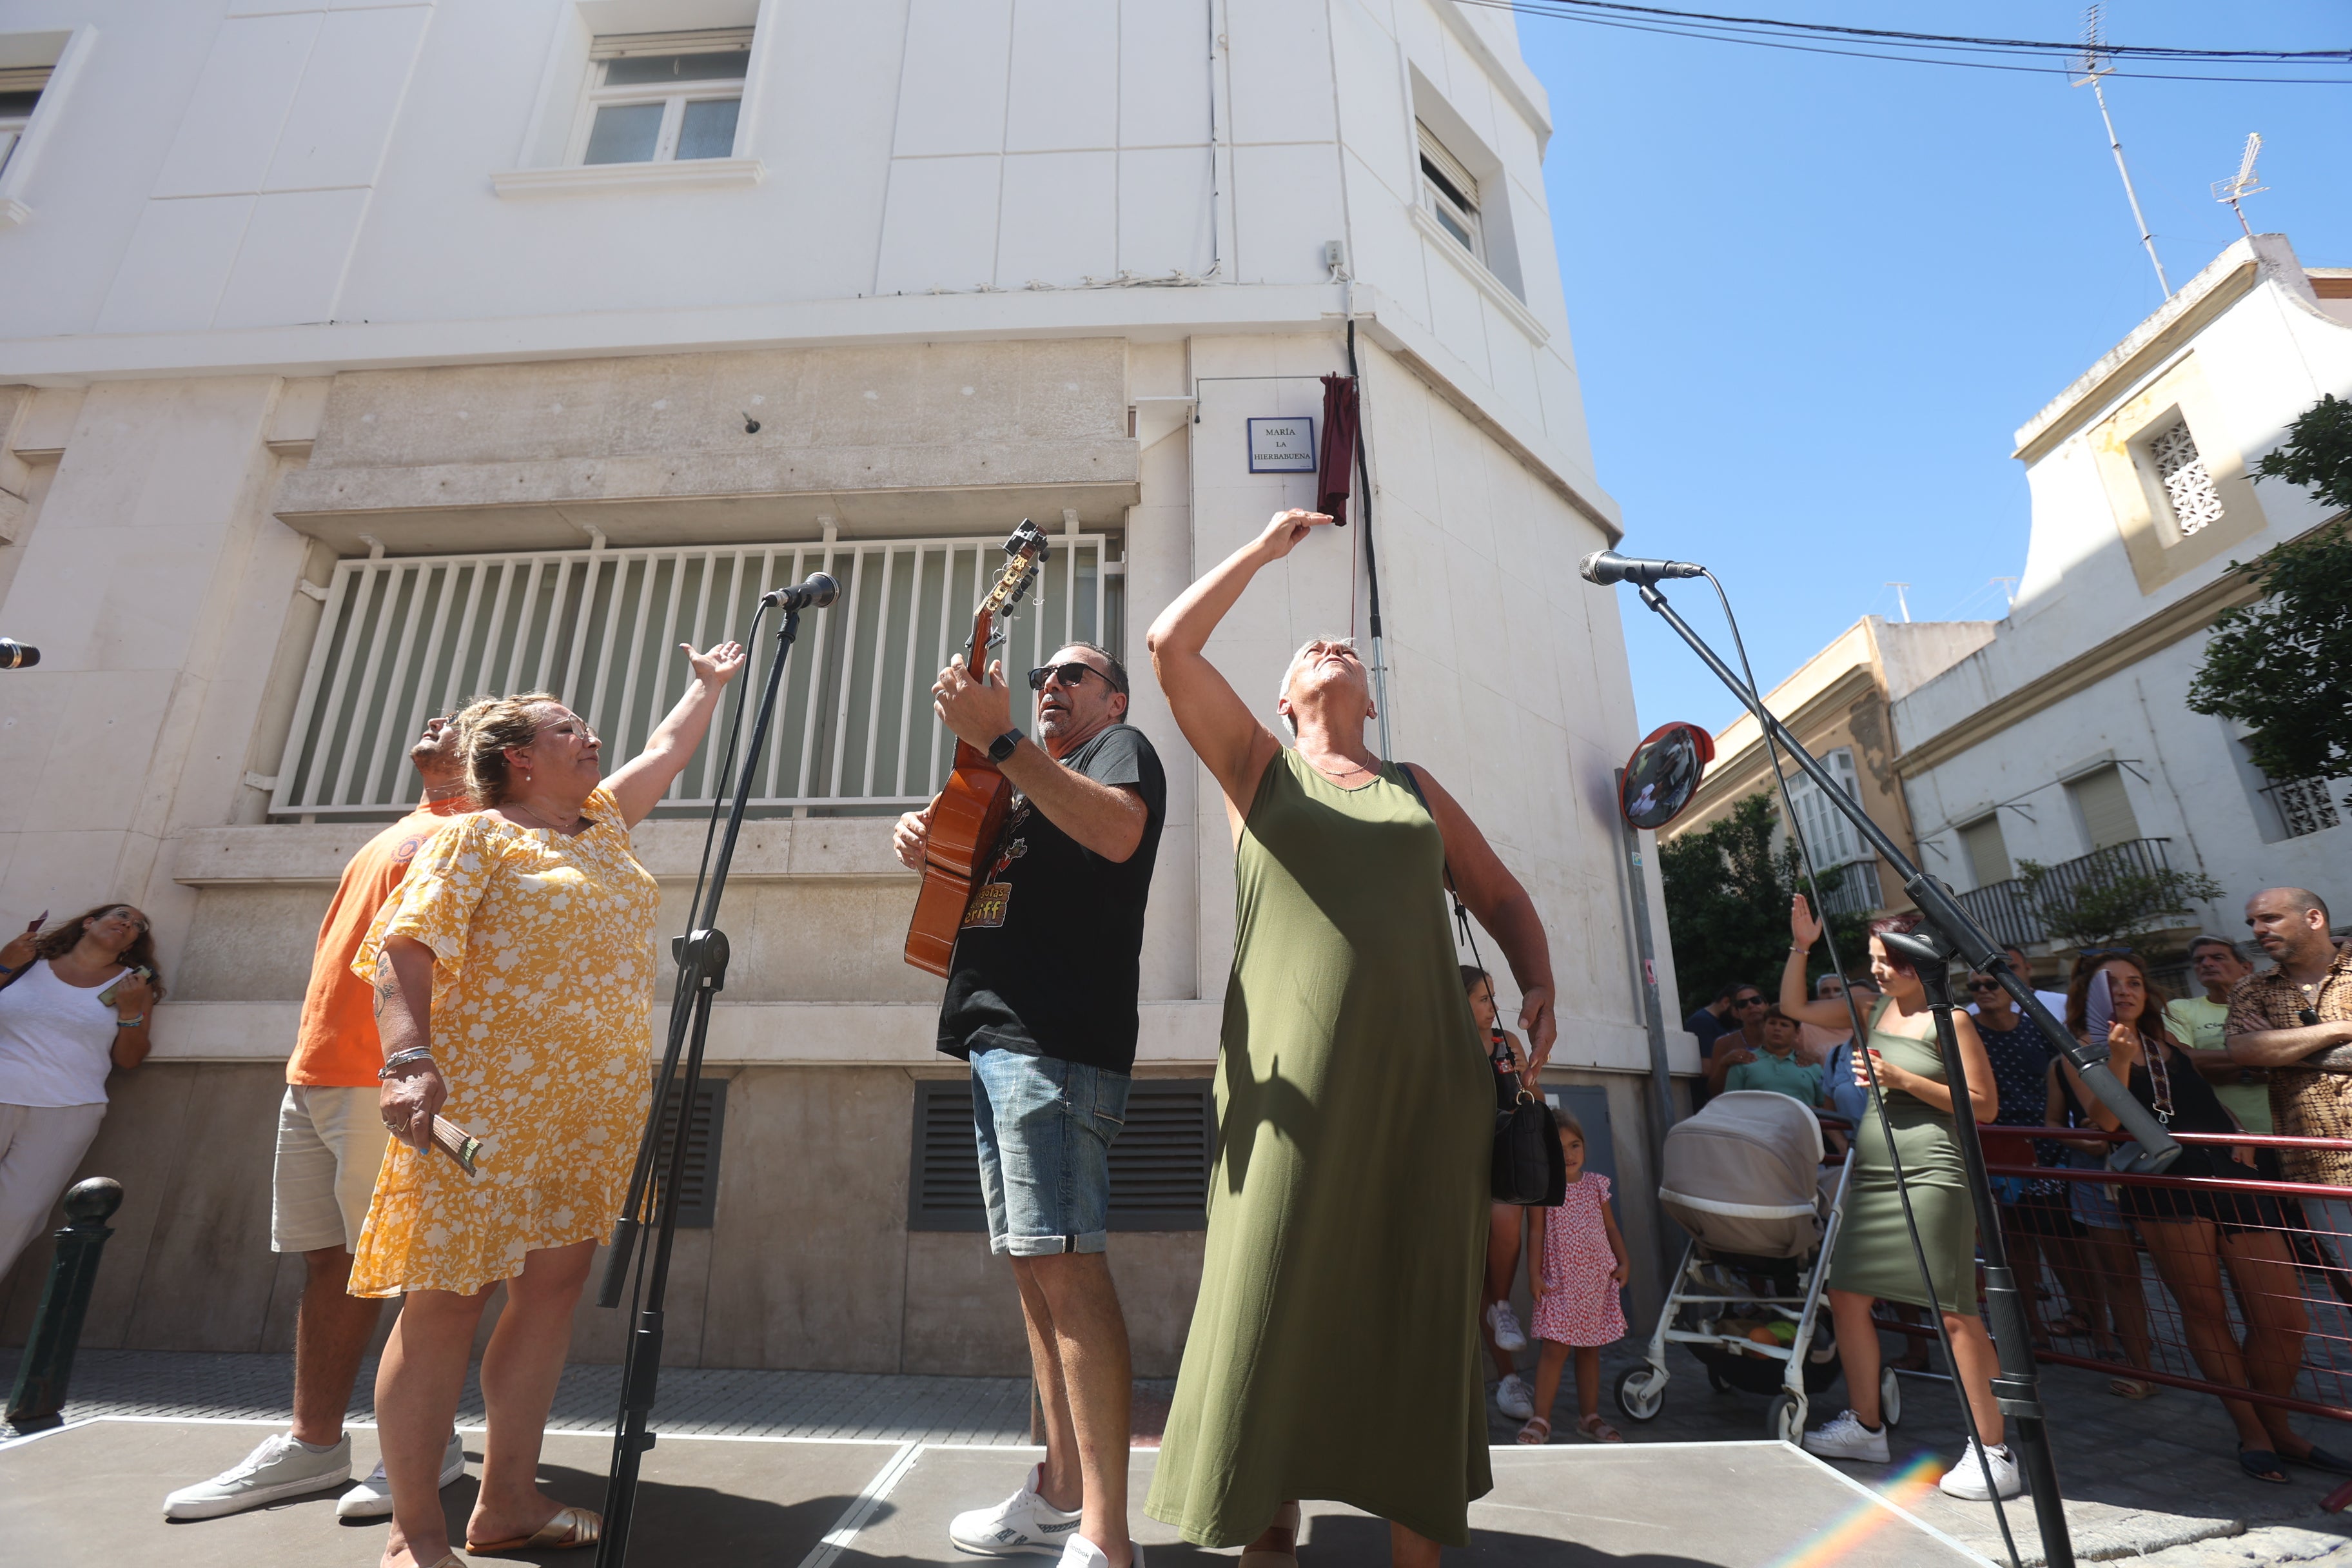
{"left": 1578, "top": 550, "right": 1705, "bottom": 587}
{"left": 762, "top": 573, "right": 840, "bottom": 611}
{"left": 0, "top": 639, "right": 39, "bottom": 669}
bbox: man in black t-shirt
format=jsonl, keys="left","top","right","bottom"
{"left": 893, "top": 638, "right": 1163, "bottom": 1568}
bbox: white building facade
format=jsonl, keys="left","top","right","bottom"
{"left": 1895, "top": 236, "right": 2352, "bottom": 966}
{"left": 0, "top": 2, "right": 1681, "bottom": 1371}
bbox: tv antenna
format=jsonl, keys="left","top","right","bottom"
{"left": 2211, "top": 132, "right": 2268, "bottom": 237}
{"left": 1885, "top": 582, "right": 1913, "bottom": 623}
{"left": 2072, "top": 5, "right": 2171, "bottom": 299}
{"left": 1991, "top": 576, "right": 2019, "bottom": 612}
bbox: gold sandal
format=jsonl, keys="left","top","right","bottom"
{"left": 467, "top": 1504, "right": 600, "bottom": 1554}
{"left": 1239, "top": 1501, "right": 1301, "bottom": 1566}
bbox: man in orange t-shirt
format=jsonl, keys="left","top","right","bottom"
{"left": 164, "top": 714, "right": 473, "bottom": 1522}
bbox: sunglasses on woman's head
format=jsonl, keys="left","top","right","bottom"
{"left": 1027, "top": 662, "right": 1114, "bottom": 693}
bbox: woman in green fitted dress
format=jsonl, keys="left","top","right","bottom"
{"left": 1779, "top": 899, "right": 2017, "bottom": 1499}
{"left": 1143, "top": 507, "right": 1559, "bottom": 1565}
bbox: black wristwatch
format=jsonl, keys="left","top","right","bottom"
{"left": 987, "top": 729, "right": 1024, "bottom": 763}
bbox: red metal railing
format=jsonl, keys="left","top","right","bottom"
{"left": 1874, "top": 1129, "right": 2352, "bottom": 1505}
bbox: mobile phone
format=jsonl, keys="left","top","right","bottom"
{"left": 97, "top": 964, "right": 152, "bottom": 1008}
{"left": 26, "top": 910, "right": 44, "bottom": 933}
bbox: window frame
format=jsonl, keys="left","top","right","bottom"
{"left": 1416, "top": 121, "right": 1483, "bottom": 262}
{"left": 2135, "top": 413, "right": 2226, "bottom": 544}
{"left": 567, "top": 32, "right": 750, "bottom": 168}
{"left": 1783, "top": 746, "right": 1870, "bottom": 870}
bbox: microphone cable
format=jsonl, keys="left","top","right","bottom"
{"left": 1703, "top": 568, "right": 2026, "bottom": 1568}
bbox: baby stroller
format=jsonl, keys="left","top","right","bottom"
{"left": 1614, "top": 1090, "right": 1901, "bottom": 1443}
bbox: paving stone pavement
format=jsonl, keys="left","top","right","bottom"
{"left": 0, "top": 1347, "right": 1033, "bottom": 1444}
{"left": 1487, "top": 1337, "right": 2352, "bottom": 1565}
{"left": 13, "top": 1338, "right": 2352, "bottom": 1563}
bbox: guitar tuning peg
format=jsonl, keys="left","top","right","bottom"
{"left": 986, "top": 626, "right": 1008, "bottom": 648}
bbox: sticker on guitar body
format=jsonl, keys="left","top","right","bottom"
{"left": 960, "top": 820, "right": 1028, "bottom": 930}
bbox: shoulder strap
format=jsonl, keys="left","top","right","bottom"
{"left": 1396, "top": 761, "right": 1491, "bottom": 984}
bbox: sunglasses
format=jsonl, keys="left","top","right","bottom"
{"left": 1732, "top": 995, "right": 1766, "bottom": 1008}
{"left": 1026, "top": 662, "right": 1118, "bottom": 694}
{"left": 2077, "top": 947, "right": 2136, "bottom": 961}
{"left": 1966, "top": 980, "right": 2004, "bottom": 994}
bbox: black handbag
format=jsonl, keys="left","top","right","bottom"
{"left": 1396, "top": 763, "right": 1567, "bottom": 1207}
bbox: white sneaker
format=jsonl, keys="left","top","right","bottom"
{"left": 1938, "top": 1438, "right": 2023, "bottom": 1500}
{"left": 1494, "top": 1373, "right": 1535, "bottom": 1421}
{"left": 948, "top": 1463, "right": 1084, "bottom": 1556}
{"left": 1486, "top": 1300, "right": 1529, "bottom": 1353}
{"left": 336, "top": 1431, "right": 467, "bottom": 1520}
{"left": 1799, "top": 1409, "right": 1890, "bottom": 1464}
{"left": 1056, "top": 1538, "right": 1146, "bottom": 1567}
{"left": 162, "top": 1431, "right": 353, "bottom": 1520}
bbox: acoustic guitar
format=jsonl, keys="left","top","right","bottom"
{"left": 903, "top": 520, "right": 1052, "bottom": 975}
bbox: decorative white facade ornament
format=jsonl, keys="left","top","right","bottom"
{"left": 2148, "top": 417, "right": 2224, "bottom": 536}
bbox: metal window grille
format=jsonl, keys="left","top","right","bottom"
{"left": 2148, "top": 418, "right": 2225, "bottom": 538}
{"left": 907, "top": 1079, "right": 1215, "bottom": 1233}
{"left": 267, "top": 532, "right": 1120, "bottom": 819}
{"left": 649, "top": 1076, "right": 727, "bottom": 1230}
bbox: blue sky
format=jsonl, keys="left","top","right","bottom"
{"left": 1516, "top": 1, "right": 2352, "bottom": 737}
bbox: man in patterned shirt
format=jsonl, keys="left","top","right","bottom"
{"left": 2227, "top": 887, "right": 2352, "bottom": 1264}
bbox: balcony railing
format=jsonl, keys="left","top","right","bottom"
{"left": 2264, "top": 776, "right": 2345, "bottom": 840}
{"left": 1952, "top": 838, "right": 2181, "bottom": 950}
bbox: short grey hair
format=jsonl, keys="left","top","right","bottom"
{"left": 1276, "top": 636, "right": 1355, "bottom": 735}
{"left": 2188, "top": 934, "right": 2245, "bottom": 963}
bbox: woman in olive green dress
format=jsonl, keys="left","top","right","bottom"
{"left": 1780, "top": 899, "right": 2015, "bottom": 1498}
{"left": 1143, "top": 507, "right": 1558, "bottom": 1565}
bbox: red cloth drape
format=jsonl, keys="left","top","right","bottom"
{"left": 1317, "top": 373, "right": 1358, "bottom": 523}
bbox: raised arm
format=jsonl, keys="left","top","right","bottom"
{"left": 606, "top": 641, "right": 747, "bottom": 827}
{"left": 1145, "top": 509, "right": 1333, "bottom": 818}
{"left": 1400, "top": 763, "right": 1557, "bottom": 1079}
{"left": 1780, "top": 895, "right": 1854, "bottom": 1028}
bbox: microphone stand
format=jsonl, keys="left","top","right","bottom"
{"left": 1628, "top": 578, "right": 2184, "bottom": 1568}
{"left": 593, "top": 598, "right": 805, "bottom": 1568}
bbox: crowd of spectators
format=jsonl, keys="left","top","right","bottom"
{"left": 1678, "top": 885, "right": 2352, "bottom": 1494}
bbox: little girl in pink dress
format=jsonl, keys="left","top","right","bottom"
{"left": 1518, "top": 1110, "right": 1631, "bottom": 1444}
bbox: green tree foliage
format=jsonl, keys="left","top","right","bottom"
{"left": 1658, "top": 791, "right": 1872, "bottom": 1008}
{"left": 2186, "top": 393, "right": 2352, "bottom": 780}
{"left": 2015, "top": 859, "right": 2225, "bottom": 950}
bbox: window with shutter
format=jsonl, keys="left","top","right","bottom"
{"left": 1416, "top": 121, "right": 1482, "bottom": 258}
{"left": 907, "top": 1079, "right": 1215, "bottom": 1232}
{"left": 1959, "top": 816, "right": 2012, "bottom": 889}
{"left": 2068, "top": 767, "right": 2140, "bottom": 851}
{"left": 0, "top": 65, "right": 48, "bottom": 180}
{"left": 1783, "top": 748, "right": 1866, "bottom": 868}
{"left": 578, "top": 29, "right": 752, "bottom": 166}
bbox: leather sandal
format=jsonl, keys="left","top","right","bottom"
{"left": 1516, "top": 1416, "right": 1552, "bottom": 1446}
{"left": 467, "top": 1504, "right": 601, "bottom": 1554}
{"left": 1239, "top": 1502, "right": 1301, "bottom": 1567}
{"left": 2239, "top": 1448, "right": 2289, "bottom": 1485}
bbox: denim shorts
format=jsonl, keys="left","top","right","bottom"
{"left": 969, "top": 1051, "right": 1129, "bottom": 1256}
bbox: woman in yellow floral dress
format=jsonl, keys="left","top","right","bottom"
{"left": 362, "top": 641, "right": 742, "bottom": 1568}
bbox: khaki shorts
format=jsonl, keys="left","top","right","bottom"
{"left": 271, "top": 1085, "right": 389, "bottom": 1254}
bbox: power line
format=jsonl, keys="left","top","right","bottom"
{"left": 1455, "top": 0, "right": 2352, "bottom": 84}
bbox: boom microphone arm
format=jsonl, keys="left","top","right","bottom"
{"left": 1628, "top": 578, "right": 2179, "bottom": 1175}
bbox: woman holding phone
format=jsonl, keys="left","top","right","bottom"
{"left": 0, "top": 903, "right": 159, "bottom": 1279}
{"left": 358, "top": 643, "right": 741, "bottom": 1568}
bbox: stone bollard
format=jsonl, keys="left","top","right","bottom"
{"left": 5, "top": 1177, "right": 123, "bottom": 1433}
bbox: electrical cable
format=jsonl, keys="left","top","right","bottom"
{"left": 1705, "top": 570, "right": 2026, "bottom": 1567}
{"left": 1455, "top": 0, "right": 2352, "bottom": 84}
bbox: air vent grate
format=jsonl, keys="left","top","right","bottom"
{"left": 908, "top": 1078, "right": 1213, "bottom": 1233}
{"left": 649, "top": 1076, "right": 727, "bottom": 1230}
